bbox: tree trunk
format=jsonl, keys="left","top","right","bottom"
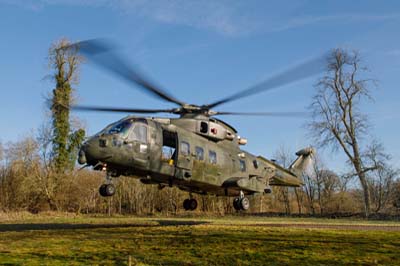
{"left": 294, "top": 188, "right": 302, "bottom": 214}
{"left": 358, "top": 171, "right": 371, "bottom": 217}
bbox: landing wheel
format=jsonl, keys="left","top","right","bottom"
{"left": 189, "top": 199, "right": 197, "bottom": 211}
{"left": 105, "top": 184, "right": 115, "bottom": 196}
{"left": 233, "top": 197, "right": 241, "bottom": 211}
{"left": 183, "top": 198, "right": 197, "bottom": 211}
{"left": 233, "top": 196, "right": 250, "bottom": 211}
{"left": 99, "top": 184, "right": 115, "bottom": 197}
{"left": 239, "top": 197, "right": 250, "bottom": 211}
{"left": 183, "top": 199, "right": 191, "bottom": 210}
{"left": 99, "top": 184, "right": 107, "bottom": 197}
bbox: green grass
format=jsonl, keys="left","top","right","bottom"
{"left": 0, "top": 215, "right": 399, "bottom": 265}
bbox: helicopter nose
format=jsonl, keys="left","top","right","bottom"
{"left": 78, "top": 148, "right": 86, "bottom": 165}
{"left": 78, "top": 136, "right": 113, "bottom": 166}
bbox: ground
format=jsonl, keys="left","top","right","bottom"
{"left": 0, "top": 213, "right": 399, "bottom": 265}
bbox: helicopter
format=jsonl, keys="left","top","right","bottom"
{"left": 71, "top": 39, "right": 320, "bottom": 211}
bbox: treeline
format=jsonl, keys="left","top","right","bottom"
{"left": 1, "top": 136, "right": 399, "bottom": 216}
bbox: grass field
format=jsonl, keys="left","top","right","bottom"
{"left": 0, "top": 213, "right": 399, "bottom": 265}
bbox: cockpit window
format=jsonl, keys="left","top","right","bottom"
{"left": 130, "top": 124, "right": 147, "bottom": 143}
{"left": 95, "top": 122, "right": 117, "bottom": 136}
{"left": 97, "top": 119, "right": 148, "bottom": 142}
{"left": 107, "top": 120, "right": 133, "bottom": 137}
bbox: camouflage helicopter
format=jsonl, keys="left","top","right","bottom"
{"left": 72, "top": 40, "right": 320, "bottom": 211}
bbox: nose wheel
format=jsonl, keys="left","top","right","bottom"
{"left": 233, "top": 190, "right": 250, "bottom": 211}
{"left": 99, "top": 170, "right": 116, "bottom": 197}
{"left": 99, "top": 183, "right": 115, "bottom": 197}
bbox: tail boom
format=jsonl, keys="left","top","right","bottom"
{"left": 264, "top": 147, "right": 315, "bottom": 187}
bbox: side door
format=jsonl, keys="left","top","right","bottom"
{"left": 175, "top": 137, "right": 194, "bottom": 180}
{"left": 159, "top": 129, "right": 177, "bottom": 177}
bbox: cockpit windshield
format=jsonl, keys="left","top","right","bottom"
{"left": 107, "top": 120, "right": 133, "bottom": 137}
{"left": 95, "top": 119, "right": 148, "bottom": 143}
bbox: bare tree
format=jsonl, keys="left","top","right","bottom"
{"left": 1, "top": 137, "right": 43, "bottom": 211}
{"left": 0, "top": 141, "right": 3, "bottom": 162}
{"left": 36, "top": 124, "right": 61, "bottom": 210}
{"left": 393, "top": 180, "right": 400, "bottom": 212}
{"left": 302, "top": 155, "right": 325, "bottom": 214}
{"left": 364, "top": 141, "right": 399, "bottom": 213}
{"left": 320, "top": 169, "right": 345, "bottom": 213}
{"left": 309, "top": 48, "right": 381, "bottom": 216}
{"left": 302, "top": 153, "right": 350, "bottom": 215}
{"left": 274, "top": 145, "right": 296, "bottom": 214}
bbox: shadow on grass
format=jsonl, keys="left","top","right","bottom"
{"left": 154, "top": 220, "right": 209, "bottom": 226}
{"left": 0, "top": 220, "right": 209, "bottom": 232}
{"left": 0, "top": 223, "right": 152, "bottom": 232}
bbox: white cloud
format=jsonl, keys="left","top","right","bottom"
{"left": 1, "top": 0, "right": 400, "bottom": 36}
{"left": 266, "top": 13, "right": 400, "bottom": 33}
{"left": 119, "top": 0, "right": 244, "bottom": 36}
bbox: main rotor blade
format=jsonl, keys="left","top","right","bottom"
{"left": 72, "top": 105, "right": 175, "bottom": 114}
{"left": 68, "top": 39, "right": 185, "bottom": 106}
{"left": 214, "top": 111, "right": 310, "bottom": 117}
{"left": 205, "top": 53, "right": 328, "bottom": 109}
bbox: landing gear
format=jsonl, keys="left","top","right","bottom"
{"left": 183, "top": 196, "right": 198, "bottom": 211}
{"left": 183, "top": 198, "right": 198, "bottom": 211}
{"left": 233, "top": 190, "right": 250, "bottom": 211}
{"left": 264, "top": 186, "right": 272, "bottom": 194}
{"left": 99, "top": 170, "right": 116, "bottom": 197}
{"left": 99, "top": 183, "right": 115, "bottom": 197}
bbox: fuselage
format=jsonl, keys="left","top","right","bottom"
{"left": 79, "top": 116, "right": 303, "bottom": 197}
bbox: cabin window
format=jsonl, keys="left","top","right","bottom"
{"left": 162, "top": 146, "right": 175, "bottom": 161}
{"left": 209, "top": 151, "right": 217, "bottom": 164}
{"left": 130, "top": 123, "right": 148, "bottom": 143}
{"left": 180, "top": 141, "right": 190, "bottom": 156}
{"left": 200, "top": 122, "right": 208, "bottom": 134}
{"left": 240, "top": 160, "right": 246, "bottom": 172}
{"left": 253, "top": 159, "right": 259, "bottom": 169}
{"left": 195, "top": 146, "right": 204, "bottom": 161}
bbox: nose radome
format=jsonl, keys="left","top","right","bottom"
{"left": 80, "top": 136, "right": 114, "bottom": 166}
{"left": 78, "top": 138, "right": 98, "bottom": 165}
{"left": 82, "top": 138, "right": 99, "bottom": 162}
{"left": 78, "top": 148, "right": 86, "bottom": 165}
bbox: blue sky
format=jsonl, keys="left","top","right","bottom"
{"left": 1, "top": 0, "right": 400, "bottom": 173}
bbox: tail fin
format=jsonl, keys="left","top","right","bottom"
{"left": 289, "top": 147, "right": 315, "bottom": 178}
{"left": 267, "top": 147, "right": 315, "bottom": 187}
